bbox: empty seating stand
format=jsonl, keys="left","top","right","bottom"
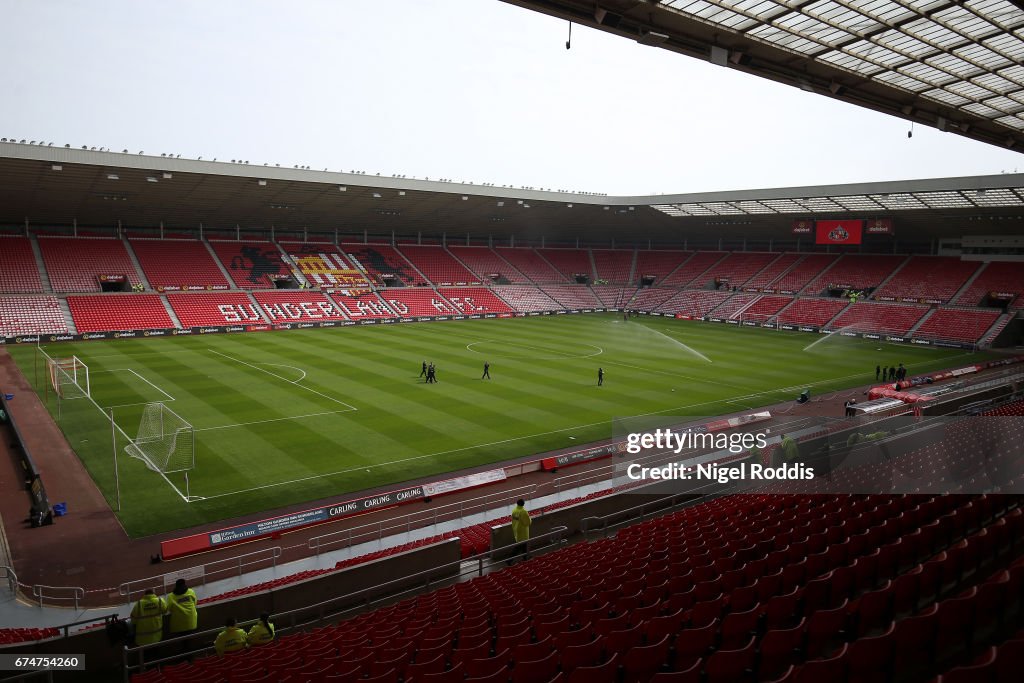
{"left": 398, "top": 246, "right": 480, "bottom": 286}
{"left": 591, "top": 286, "right": 635, "bottom": 308}
{"left": 660, "top": 252, "right": 726, "bottom": 288}
{"left": 828, "top": 301, "right": 930, "bottom": 336}
{"left": 209, "top": 241, "right": 291, "bottom": 289}
{"left": 806, "top": 254, "right": 906, "bottom": 295}
{"left": 741, "top": 295, "right": 793, "bottom": 321}
{"left": 492, "top": 286, "right": 560, "bottom": 312}
{"left": 634, "top": 251, "right": 691, "bottom": 286}
{"left": 956, "top": 261, "right": 1024, "bottom": 307}
{"left": 495, "top": 248, "right": 567, "bottom": 283}
{"left": 658, "top": 290, "right": 732, "bottom": 317}
{"left": 0, "top": 236, "right": 44, "bottom": 292}
{"left": 744, "top": 253, "right": 802, "bottom": 291}
{"left": 778, "top": 298, "right": 848, "bottom": 327}
{"left": 130, "top": 239, "right": 230, "bottom": 291}
{"left": 437, "top": 288, "right": 514, "bottom": 315}
{"left": 279, "top": 243, "right": 372, "bottom": 290}
{"left": 0, "top": 296, "right": 69, "bottom": 336}
{"left": 167, "top": 292, "right": 265, "bottom": 327}
{"left": 343, "top": 244, "right": 426, "bottom": 287}
{"left": 702, "top": 252, "right": 780, "bottom": 289}
{"left": 773, "top": 254, "right": 838, "bottom": 294}
{"left": 537, "top": 249, "right": 593, "bottom": 282}
{"left": 539, "top": 285, "right": 602, "bottom": 309}
{"left": 38, "top": 237, "right": 142, "bottom": 292}
{"left": 329, "top": 292, "right": 398, "bottom": 320}
{"left": 874, "top": 257, "right": 980, "bottom": 303}
{"left": 591, "top": 250, "right": 634, "bottom": 284}
{"left": 250, "top": 291, "right": 348, "bottom": 323}
{"left": 914, "top": 308, "right": 1000, "bottom": 344}
{"left": 67, "top": 295, "right": 173, "bottom": 332}
{"left": 448, "top": 246, "right": 526, "bottom": 284}
{"left": 379, "top": 289, "right": 459, "bottom": 317}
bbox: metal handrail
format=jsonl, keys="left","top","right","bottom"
{"left": 123, "top": 525, "right": 570, "bottom": 680}
{"left": 118, "top": 546, "right": 283, "bottom": 603}
{"left": 307, "top": 484, "right": 537, "bottom": 556}
{"left": 30, "top": 584, "right": 85, "bottom": 610}
{"left": 580, "top": 490, "right": 710, "bottom": 539}
{"left": 0, "top": 565, "right": 17, "bottom": 594}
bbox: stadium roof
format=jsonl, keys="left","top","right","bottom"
{"left": 2, "top": 142, "right": 1023, "bottom": 242}
{"left": 503, "top": 0, "right": 1024, "bottom": 152}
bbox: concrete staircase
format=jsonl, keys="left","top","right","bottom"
{"left": 907, "top": 308, "right": 936, "bottom": 337}
{"left": 58, "top": 297, "right": 77, "bottom": 334}
{"left": 121, "top": 238, "right": 152, "bottom": 290}
{"left": 204, "top": 240, "right": 239, "bottom": 289}
{"left": 29, "top": 236, "right": 54, "bottom": 294}
{"left": 950, "top": 262, "right": 989, "bottom": 305}
{"left": 159, "top": 295, "right": 183, "bottom": 329}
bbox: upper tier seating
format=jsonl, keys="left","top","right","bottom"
{"left": 494, "top": 248, "right": 567, "bottom": 283}
{"left": 250, "top": 291, "right": 348, "bottom": 323}
{"left": 379, "top": 289, "right": 459, "bottom": 317}
{"left": 591, "top": 286, "right": 635, "bottom": 308}
{"left": 828, "top": 301, "right": 930, "bottom": 335}
{"left": 591, "top": 250, "right": 634, "bottom": 284}
{"left": 38, "top": 237, "right": 142, "bottom": 292}
{"left": 447, "top": 246, "right": 525, "bottom": 284}
{"left": 540, "top": 285, "right": 602, "bottom": 309}
{"left": 0, "top": 236, "right": 44, "bottom": 292}
{"left": 806, "top": 254, "right": 906, "bottom": 294}
{"left": 279, "top": 243, "right": 372, "bottom": 289}
{"left": 956, "top": 261, "right": 1024, "bottom": 306}
{"left": 492, "top": 286, "right": 560, "bottom": 312}
{"left": 208, "top": 241, "right": 290, "bottom": 290}
{"left": 702, "top": 252, "right": 780, "bottom": 289}
{"left": 437, "top": 288, "right": 514, "bottom": 315}
{"left": 66, "top": 295, "right": 173, "bottom": 332}
{"left": 773, "top": 254, "right": 838, "bottom": 293}
{"left": 741, "top": 295, "right": 793, "bottom": 320}
{"left": 129, "top": 240, "right": 230, "bottom": 291}
{"left": 0, "top": 296, "right": 69, "bottom": 335}
{"left": 914, "top": 308, "right": 1000, "bottom": 343}
{"left": 634, "top": 251, "right": 691, "bottom": 285}
{"left": 661, "top": 251, "right": 727, "bottom": 288}
{"left": 398, "top": 246, "right": 479, "bottom": 286}
{"left": 658, "top": 289, "right": 732, "bottom": 317}
{"left": 328, "top": 292, "right": 398, "bottom": 320}
{"left": 778, "top": 298, "right": 849, "bottom": 327}
{"left": 744, "top": 252, "right": 802, "bottom": 291}
{"left": 167, "top": 292, "right": 264, "bottom": 327}
{"left": 538, "top": 249, "right": 592, "bottom": 281}
{"left": 874, "top": 257, "right": 980, "bottom": 303}
{"left": 344, "top": 244, "right": 427, "bottom": 287}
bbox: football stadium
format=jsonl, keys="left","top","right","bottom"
{"left": 1, "top": 1, "right": 1024, "bottom": 681}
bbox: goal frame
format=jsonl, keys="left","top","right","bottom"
{"left": 125, "top": 402, "right": 196, "bottom": 474}
{"left": 47, "top": 355, "right": 90, "bottom": 399}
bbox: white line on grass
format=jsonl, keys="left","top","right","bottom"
{"left": 92, "top": 368, "right": 176, "bottom": 402}
{"left": 260, "top": 363, "right": 307, "bottom": 383}
{"left": 208, "top": 349, "right": 358, "bottom": 411}
{"left": 194, "top": 410, "right": 353, "bottom": 432}
{"left": 193, "top": 357, "right": 980, "bottom": 503}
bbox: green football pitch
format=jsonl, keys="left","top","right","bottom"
{"left": 8, "top": 314, "right": 990, "bottom": 538}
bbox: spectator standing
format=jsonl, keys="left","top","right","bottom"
{"left": 130, "top": 588, "right": 166, "bottom": 647}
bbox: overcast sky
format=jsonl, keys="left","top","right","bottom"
{"left": 2, "top": 0, "right": 1022, "bottom": 196}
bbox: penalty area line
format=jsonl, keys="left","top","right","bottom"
{"left": 194, "top": 409, "right": 354, "bottom": 432}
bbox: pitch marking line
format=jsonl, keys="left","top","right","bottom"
{"left": 92, "top": 368, "right": 176, "bottom": 402}
{"left": 195, "top": 409, "right": 352, "bottom": 432}
{"left": 208, "top": 349, "right": 358, "bottom": 412}
{"left": 260, "top": 363, "right": 307, "bottom": 383}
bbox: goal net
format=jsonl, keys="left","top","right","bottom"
{"left": 48, "top": 356, "right": 90, "bottom": 399}
{"left": 125, "top": 402, "right": 195, "bottom": 474}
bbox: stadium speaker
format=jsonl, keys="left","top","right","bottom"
{"left": 594, "top": 8, "right": 622, "bottom": 28}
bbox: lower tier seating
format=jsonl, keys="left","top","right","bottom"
{"left": 741, "top": 296, "right": 794, "bottom": 320}
{"left": 539, "top": 285, "right": 602, "bottom": 309}
{"left": 379, "top": 289, "right": 459, "bottom": 317}
{"left": 914, "top": 309, "right": 1000, "bottom": 343}
{"left": 167, "top": 292, "right": 264, "bottom": 327}
{"left": 250, "top": 291, "right": 348, "bottom": 323}
{"left": 328, "top": 292, "right": 398, "bottom": 320}
{"left": 657, "top": 290, "right": 732, "bottom": 317}
{"left": 828, "top": 302, "right": 930, "bottom": 336}
{"left": 437, "top": 288, "right": 514, "bottom": 315}
{"left": 492, "top": 286, "right": 560, "bottom": 312}
{"left": 66, "top": 295, "right": 173, "bottom": 332}
{"left": 778, "top": 298, "right": 848, "bottom": 327}
{"left": 591, "top": 287, "right": 635, "bottom": 308}
{"left": 0, "top": 296, "right": 69, "bottom": 336}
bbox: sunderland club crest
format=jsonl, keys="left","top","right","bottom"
{"left": 828, "top": 224, "right": 850, "bottom": 242}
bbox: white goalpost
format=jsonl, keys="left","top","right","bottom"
{"left": 47, "top": 355, "right": 90, "bottom": 399}
{"left": 124, "top": 402, "right": 196, "bottom": 474}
